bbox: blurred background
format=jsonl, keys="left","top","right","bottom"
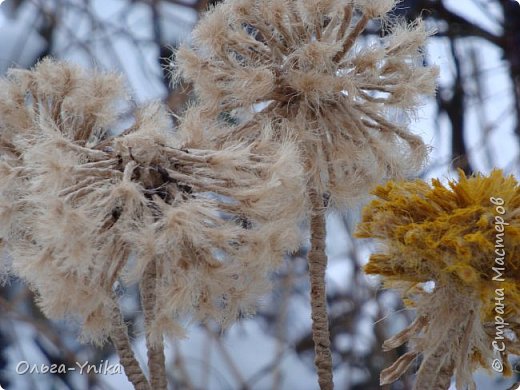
{"left": 0, "top": 0, "right": 519, "bottom": 389}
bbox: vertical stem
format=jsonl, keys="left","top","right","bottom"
{"left": 140, "top": 260, "right": 167, "bottom": 390}
{"left": 308, "top": 189, "right": 334, "bottom": 389}
{"left": 110, "top": 301, "right": 150, "bottom": 390}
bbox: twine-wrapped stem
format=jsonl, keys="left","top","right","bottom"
{"left": 308, "top": 189, "right": 333, "bottom": 389}
{"left": 140, "top": 260, "right": 167, "bottom": 390}
{"left": 110, "top": 301, "right": 150, "bottom": 390}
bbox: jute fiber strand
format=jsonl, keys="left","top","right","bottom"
{"left": 356, "top": 170, "right": 520, "bottom": 389}
{"left": 175, "top": 0, "right": 438, "bottom": 387}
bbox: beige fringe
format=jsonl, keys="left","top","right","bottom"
{"left": 413, "top": 329, "right": 456, "bottom": 390}
{"left": 140, "top": 260, "right": 167, "bottom": 390}
{"left": 110, "top": 303, "right": 150, "bottom": 390}
{"left": 308, "top": 190, "right": 333, "bottom": 389}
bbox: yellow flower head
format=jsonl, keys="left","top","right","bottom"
{"left": 356, "top": 170, "right": 520, "bottom": 388}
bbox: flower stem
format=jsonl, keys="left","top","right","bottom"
{"left": 140, "top": 260, "right": 167, "bottom": 390}
{"left": 110, "top": 302, "right": 150, "bottom": 390}
{"left": 308, "top": 189, "right": 333, "bottom": 389}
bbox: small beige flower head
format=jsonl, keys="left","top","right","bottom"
{"left": 175, "top": 0, "right": 438, "bottom": 208}
{"left": 0, "top": 59, "right": 305, "bottom": 343}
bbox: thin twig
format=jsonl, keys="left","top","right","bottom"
{"left": 273, "top": 263, "right": 293, "bottom": 390}
{"left": 205, "top": 324, "right": 249, "bottom": 389}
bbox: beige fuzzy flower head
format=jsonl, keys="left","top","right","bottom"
{"left": 175, "top": 0, "right": 438, "bottom": 208}
{"left": 0, "top": 59, "right": 305, "bottom": 343}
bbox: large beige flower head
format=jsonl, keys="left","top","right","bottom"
{"left": 356, "top": 170, "right": 520, "bottom": 389}
{"left": 175, "top": 0, "right": 438, "bottom": 208}
{"left": 0, "top": 59, "right": 305, "bottom": 343}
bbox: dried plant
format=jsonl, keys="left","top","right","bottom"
{"left": 174, "top": 0, "right": 438, "bottom": 387}
{"left": 356, "top": 170, "right": 520, "bottom": 389}
{"left": 0, "top": 59, "right": 305, "bottom": 389}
